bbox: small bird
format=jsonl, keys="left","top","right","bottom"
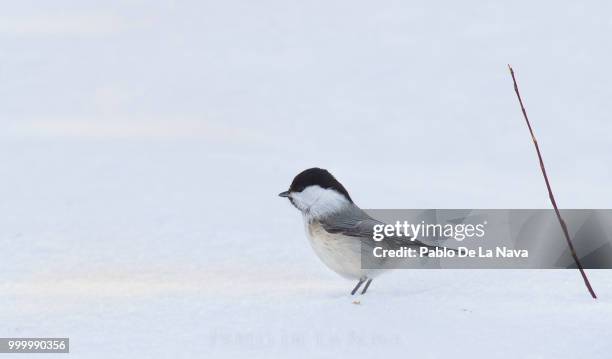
{"left": 279, "top": 167, "right": 442, "bottom": 295}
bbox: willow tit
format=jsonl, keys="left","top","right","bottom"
{"left": 279, "top": 167, "right": 441, "bottom": 295}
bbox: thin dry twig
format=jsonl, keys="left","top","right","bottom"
{"left": 508, "top": 65, "right": 597, "bottom": 299}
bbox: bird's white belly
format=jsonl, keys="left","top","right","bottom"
{"left": 305, "top": 221, "right": 366, "bottom": 279}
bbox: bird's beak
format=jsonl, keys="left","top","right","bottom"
{"left": 278, "top": 191, "right": 290, "bottom": 198}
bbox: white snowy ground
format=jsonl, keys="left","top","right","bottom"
{"left": 0, "top": 141, "right": 611, "bottom": 358}
{"left": 2, "top": 1, "right": 612, "bottom": 358}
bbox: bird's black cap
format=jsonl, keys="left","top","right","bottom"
{"left": 283, "top": 167, "right": 353, "bottom": 203}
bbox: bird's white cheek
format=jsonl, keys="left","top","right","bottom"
{"left": 291, "top": 186, "right": 349, "bottom": 218}
{"left": 290, "top": 192, "right": 317, "bottom": 211}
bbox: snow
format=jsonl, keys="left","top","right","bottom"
{"left": 2, "top": 1, "right": 612, "bottom": 358}
{"left": 1, "top": 141, "right": 611, "bottom": 358}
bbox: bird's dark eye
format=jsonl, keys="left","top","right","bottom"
{"left": 289, "top": 184, "right": 305, "bottom": 193}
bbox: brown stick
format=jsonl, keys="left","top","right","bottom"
{"left": 508, "top": 65, "right": 597, "bottom": 299}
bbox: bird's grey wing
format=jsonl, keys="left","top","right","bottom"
{"left": 318, "top": 207, "right": 382, "bottom": 239}
{"left": 319, "top": 206, "right": 442, "bottom": 250}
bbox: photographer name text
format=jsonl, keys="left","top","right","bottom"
{"left": 373, "top": 246, "right": 528, "bottom": 259}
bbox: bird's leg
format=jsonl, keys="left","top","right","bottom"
{"left": 350, "top": 278, "right": 365, "bottom": 295}
{"left": 360, "top": 279, "right": 373, "bottom": 295}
